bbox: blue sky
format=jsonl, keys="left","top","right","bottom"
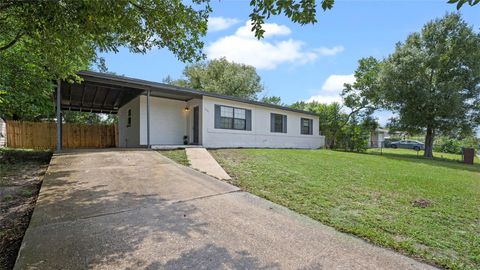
{"left": 99, "top": 0, "right": 480, "bottom": 127}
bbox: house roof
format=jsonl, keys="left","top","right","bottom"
{"left": 60, "top": 70, "right": 318, "bottom": 116}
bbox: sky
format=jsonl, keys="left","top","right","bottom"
{"left": 99, "top": 0, "right": 480, "bottom": 127}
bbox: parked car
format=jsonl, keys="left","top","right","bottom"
{"left": 390, "top": 140, "right": 425, "bottom": 151}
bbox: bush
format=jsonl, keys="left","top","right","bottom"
{"left": 336, "top": 124, "right": 369, "bottom": 152}
{"left": 433, "top": 136, "right": 479, "bottom": 154}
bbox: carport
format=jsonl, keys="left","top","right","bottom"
{"left": 55, "top": 71, "right": 203, "bottom": 151}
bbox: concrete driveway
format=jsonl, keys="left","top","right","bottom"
{"left": 15, "top": 149, "right": 436, "bottom": 270}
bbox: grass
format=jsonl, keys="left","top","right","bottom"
{"left": 158, "top": 149, "right": 190, "bottom": 166}
{"left": 367, "top": 148, "right": 478, "bottom": 163}
{"left": 210, "top": 148, "right": 480, "bottom": 270}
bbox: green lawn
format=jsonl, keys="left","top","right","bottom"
{"left": 158, "top": 149, "right": 190, "bottom": 166}
{"left": 210, "top": 148, "right": 480, "bottom": 270}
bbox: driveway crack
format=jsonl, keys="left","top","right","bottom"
{"left": 172, "top": 190, "right": 242, "bottom": 204}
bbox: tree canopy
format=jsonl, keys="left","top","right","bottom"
{"left": 260, "top": 96, "right": 285, "bottom": 106}
{"left": 448, "top": 0, "right": 480, "bottom": 9}
{"left": 167, "top": 58, "right": 264, "bottom": 100}
{"left": 343, "top": 13, "right": 480, "bottom": 157}
{"left": 1, "top": 0, "right": 476, "bottom": 122}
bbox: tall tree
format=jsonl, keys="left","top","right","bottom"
{"left": 170, "top": 58, "right": 264, "bottom": 100}
{"left": 344, "top": 13, "right": 480, "bottom": 158}
{"left": 293, "top": 101, "right": 349, "bottom": 148}
{"left": 260, "top": 96, "right": 284, "bottom": 106}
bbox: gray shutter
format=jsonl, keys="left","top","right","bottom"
{"left": 246, "top": 109, "right": 252, "bottom": 131}
{"left": 282, "top": 115, "right": 287, "bottom": 133}
{"left": 214, "top": 105, "right": 221, "bottom": 129}
{"left": 270, "top": 113, "right": 275, "bottom": 132}
{"left": 309, "top": 119, "right": 313, "bottom": 135}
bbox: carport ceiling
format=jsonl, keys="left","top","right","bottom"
{"left": 59, "top": 81, "right": 143, "bottom": 114}
{"left": 57, "top": 71, "right": 203, "bottom": 114}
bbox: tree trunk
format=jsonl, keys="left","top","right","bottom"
{"left": 424, "top": 126, "right": 435, "bottom": 158}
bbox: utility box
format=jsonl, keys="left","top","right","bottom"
{"left": 462, "top": 148, "right": 475, "bottom": 165}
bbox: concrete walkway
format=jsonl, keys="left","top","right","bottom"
{"left": 186, "top": 147, "right": 231, "bottom": 180}
{"left": 15, "top": 149, "right": 436, "bottom": 270}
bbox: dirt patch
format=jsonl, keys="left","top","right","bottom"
{"left": 0, "top": 149, "right": 51, "bottom": 270}
{"left": 411, "top": 198, "right": 431, "bottom": 208}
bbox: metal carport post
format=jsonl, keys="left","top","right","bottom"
{"left": 146, "top": 89, "right": 151, "bottom": 148}
{"left": 56, "top": 80, "right": 62, "bottom": 152}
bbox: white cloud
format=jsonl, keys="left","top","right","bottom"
{"left": 206, "top": 21, "right": 342, "bottom": 70}
{"left": 321, "top": 74, "right": 355, "bottom": 92}
{"left": 235, "top": 21, "right": 291, "bottom": 38}
{"left": 315, "top": 46, "right": 344, "bottom": 56}
{"left": 307, "top": 95, "right": 343, "bottom": 104}
{"left": 208, "top": 17, "right": 240, "bottom": 32}
{"left": 306, "top": 74, "right": 356, "bottom": 105}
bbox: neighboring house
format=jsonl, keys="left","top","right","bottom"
{"left": 115, "top": 79, "right": 325, "bottom": 149}
{"left": 368, "top": 128, "right": 389, "bottom": 148}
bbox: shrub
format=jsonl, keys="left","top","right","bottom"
{"left": 433, "top": 136, "right": 479, "bottom": 154}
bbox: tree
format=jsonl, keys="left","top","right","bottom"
{"left": 448, "top": 0, "right": 480, "bottom": 9}
{"left": 315, "top": 103, "right": 349, "bottom": 149}
{"left": 292, "top": 101, "right": 348, "bottom": 148}
{"left": 0, "top": 40, "right": 58, "bottom": 120}
{"left": 170, "top": 58, "right": 264, "bottom": 100}
{"left": 290, "top": 101, "right": 307, "bottom": 110}
{"left": 345, "top": 14, "right": 480, "bottom": 158}
{"left": 63, "top": 112, "right": 118, "bottom": 124}
{"left": 260, "top": 96, "right": 284, "bottom": 106}
{"left": 361, "top": 116, "right": 380, "bottom": 147}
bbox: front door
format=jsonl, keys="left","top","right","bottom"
{"left": 193, "top": 106, "right": 199, "bottom": 144}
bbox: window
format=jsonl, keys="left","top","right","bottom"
{"left": 127, "top": 109, "right": 132, "bottom": 127}
{"left": 301, "top": 118, "right": 313, "bottom": 135}
{"left": 215, "top": 105, "right": 250, "bottom": 130}
{"left": 271, "top": 113, "right": 287, "bottom": 133}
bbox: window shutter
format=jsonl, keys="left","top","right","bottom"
{"left": 270, "top": 113, "right": 275, "bottom": 132}
{"left": 214, "top": 105, "right": 221, "bottom": 129}
{"left": 282, "top": 115, "right": 287, "bottom": 133}
{"left": 309, "top": 119, "right": 313, "bottom": 135}
{"left": 246, "top": 109, "right": 252, "bottom": 131}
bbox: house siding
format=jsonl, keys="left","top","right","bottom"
{"left": 201, "top": 96, "right": 325, "bottom": 149}
{"left": 118, "top": 96, "right": 141, "bottom": 147}
{"left": 139, "top": 96, "right": 189, "bottom": 145}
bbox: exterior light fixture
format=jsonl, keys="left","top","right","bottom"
{"left": 184, "top": 106, "right": 190, "bottom": 112}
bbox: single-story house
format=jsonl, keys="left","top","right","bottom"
{"left": 56, "top": 71, "right": 325, "bottom": 149}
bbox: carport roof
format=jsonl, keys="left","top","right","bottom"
{"left": 58, "top": 70, "right": 318, "bottom": 116}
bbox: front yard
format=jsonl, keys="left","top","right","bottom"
{"left": 210, "top": 148, "right": 480, "bottom": 270}
{"left": 0, "top": 149, "right": 51, "bottom": 269}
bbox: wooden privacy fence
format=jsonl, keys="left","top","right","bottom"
{"left": 6, "top": 121, "right": 118, "bottom": 149}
